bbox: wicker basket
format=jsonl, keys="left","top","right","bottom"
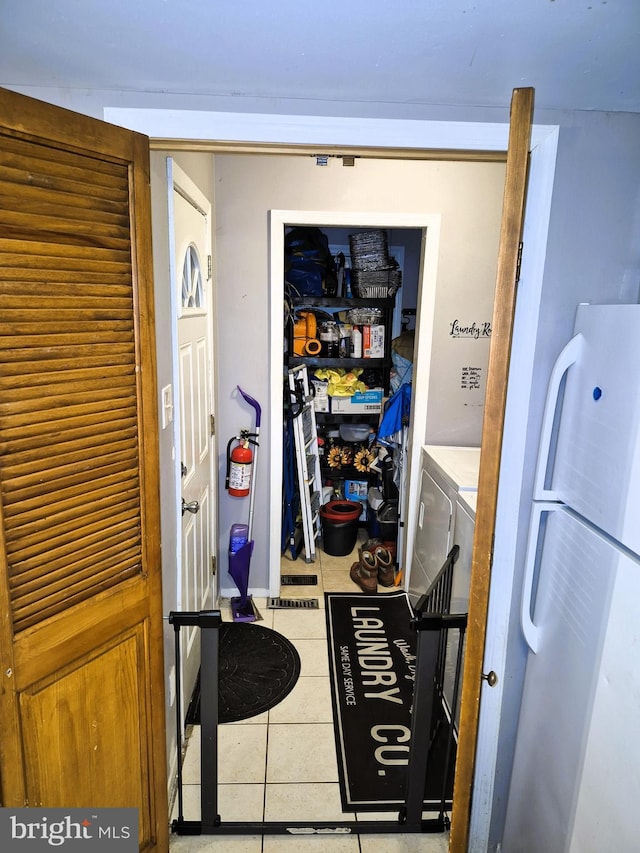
{"left": 349, "top": 230, "right": 390, "bottom": 271}
{"left": 351, "top": 268, "right": 402, "bottom": 299}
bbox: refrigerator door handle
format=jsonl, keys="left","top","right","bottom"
{"left": 521, "top": 501, "right": 557, "bottom": 653}
{"left": 533, "top": 332, "right": 584, "bottom": 500}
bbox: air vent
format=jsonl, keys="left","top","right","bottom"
{"left": 268, "top": 597, "right": 319, "bottom": 609}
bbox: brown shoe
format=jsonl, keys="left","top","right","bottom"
{"left": 373, "top": 545, "right": 395, "bottom": 587}
{"left": 350, "top": 549, "right": 378, "bottom": 593}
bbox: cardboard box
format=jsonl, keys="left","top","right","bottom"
{"left": 345, "top": 479, "right": 368, "bottom": 520}
{"left": 363, "top": 325, "right": 385, "bottom": 358}
{"left": 331, "top": 388, "right": 383, "bottom": 414}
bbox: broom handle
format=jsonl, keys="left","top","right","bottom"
{"left": 237, "top": 386, "right": 261, "bottom": 541}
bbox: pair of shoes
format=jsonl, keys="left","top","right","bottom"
{"left": 350, "top": 542, "right": 395, "bottom": 592}
{"left": 350, "top": 555, "right": 377, "bottom": 593}
{"left": 373, "top": 545, "right": 395, "bottom": 587}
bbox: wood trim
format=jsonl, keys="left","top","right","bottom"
{"left": 449, "top": 87, "right": 534, "bottom": 852}
{"left": 149, "top": 137, "right": 507, "bottom": 162}
{"left": 0, "top": 88, "right": 144, "bottom": 164}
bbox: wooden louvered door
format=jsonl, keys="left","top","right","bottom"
{"left": 0, "top": 89, "right": 168, "bottom": 851}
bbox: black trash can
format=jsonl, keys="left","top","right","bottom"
{"left": 320, "top": 500, "right": 361, "bottom": 556}
{"left": 377, "top": 500, "right": 399, "bottom": 543}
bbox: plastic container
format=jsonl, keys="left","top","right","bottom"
{"left": 339, "top": 423, "right": 372, "bottom": 443}
{"left": 367, "top": 487, "right": 384, "bottom": 538}
{"left": 320, "top": 500, "right": 361, "bottom": 556}
{"left": 229, "top": 523, "right": 249, "bottom": 553}
{"left": 377, "top": 500, "right": 399, "bottom": 542}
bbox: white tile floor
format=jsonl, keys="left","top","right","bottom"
{"left": 169, "top": 534, "right": 450, "bottom": 852}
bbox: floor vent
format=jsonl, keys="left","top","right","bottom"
{"left": 281, "top": 574, "right": 318, "bottom": 586}
{"left": 268, "top": 597, "right": 319, "bottom": 609}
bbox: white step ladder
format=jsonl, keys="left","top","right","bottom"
{"left": 288, "top": 365, "right": 322, "bottom": 562}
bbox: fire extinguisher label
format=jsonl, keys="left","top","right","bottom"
{"left": 228, "top": 461, "right": 251, "bottom": 492}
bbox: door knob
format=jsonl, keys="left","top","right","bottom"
{"left": 481, "top": 670, "right": 498, "bottom": 687}
{"left": 182, "top": 498, "right": 200, "bottom": 516}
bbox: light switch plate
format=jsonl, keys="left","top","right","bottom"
{"left": 161, "top": 384, "right": 173, "bottom": 428}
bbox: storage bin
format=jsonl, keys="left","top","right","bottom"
{"left": 320, "top": 500, "right": 361, "bottom": 556}
{"left": 377, "top": 500, "right": 399, "bottom": 542}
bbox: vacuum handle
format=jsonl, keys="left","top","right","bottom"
{"left": 237, "top": 386, "right": 261, "bottom": 428}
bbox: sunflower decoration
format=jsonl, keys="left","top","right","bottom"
{"left": 354, "top": 445, "right": 376, "bottom": 473}
{"left": 327, "top": 443, "right": 355, "bottom": 469}
{"left": 340, "top": 445, "right": 354, "bottom": 467}
{"left": 327, "top": 445, "right": 343, "bottom": 469}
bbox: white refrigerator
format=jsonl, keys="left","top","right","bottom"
{"left": 503, "top": 304, "right": 640, "bottom": 852}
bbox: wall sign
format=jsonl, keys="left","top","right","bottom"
{"left": 449, "top": 319, "right": 492, "bottom": 339}
{"left": 461, "top": 366, "right": 482, "bottom": 390}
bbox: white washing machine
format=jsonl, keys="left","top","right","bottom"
{"left": 408, "top": 445, "right": 480, "bottom": 602}
{"left": 444, "top": 488, "right": 476, "bottom": 728}
{"left": 409, "top": 447, "right": 479, "bottom": 731}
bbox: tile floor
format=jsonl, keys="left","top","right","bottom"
{"left": 169, "top": 534, "right": 450, "bottom": 852}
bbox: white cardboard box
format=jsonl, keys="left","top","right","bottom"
{"left": 331, "top": 388, "right": 383, "bottom": 414}
{"left": 363, "top": 325, "right": 385, "bottom": 358}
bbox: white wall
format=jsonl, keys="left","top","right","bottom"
{"left": 212, "top": 154, "right": 505, "bottom": 595}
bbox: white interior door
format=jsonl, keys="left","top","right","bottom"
{"left": 170, "top": 161, "right": 215, "bottom": 719}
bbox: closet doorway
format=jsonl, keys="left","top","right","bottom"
{"left": 269, "top": 210, "right": 441, "bottom": 597}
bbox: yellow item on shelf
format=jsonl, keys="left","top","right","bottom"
{"left": 313, "top": 367, "right": 366, "bottom": 397}
{"left": 293, "top": 311, "right": 320, "bottom": 356}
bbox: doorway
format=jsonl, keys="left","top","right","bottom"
{"left": 135, "top": 105, "right": 557, "bottom": 849}
{"left": 269, "top": 210, "right": 441, "bottom": 596}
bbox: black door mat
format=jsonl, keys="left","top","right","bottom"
{"left": 185, "top": 621, "right": 301, "bottom": 725}
{"left": 281, "top": 574, "right": 318, "bottom": 585}
{"left": 268, "top": 597, "right": 319, "bottom": 609}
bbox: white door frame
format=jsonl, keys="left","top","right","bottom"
{"left": 104, "top": 106, "right": 559, "bottom": 849}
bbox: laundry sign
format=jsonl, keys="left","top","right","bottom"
{"left": 449, "top": 319, "right": 492, "bottom": 339}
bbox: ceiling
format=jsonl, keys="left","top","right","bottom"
{"left": 1, "top": 0, "right": 639, "bottom": 115}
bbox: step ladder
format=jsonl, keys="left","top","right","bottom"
{"left": 288, "top": 365, "right": 322, "bottom": 562}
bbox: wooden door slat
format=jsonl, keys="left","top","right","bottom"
{"left": 0, "top": 212, "right": 129, "bottom": 246}
{"left": 0, "top": 268, "right": 132, "bottom": 284}
{"left": 0, "top": 159, "right": 129, "bottom": 199}
{"left": 2, "top": 434, "right": 139, "bottom": 480}
{"left": 5, "top": 488, "right": 139, "bottom": 542}
{"left": 8, "top": 522, "right": 141, "bottom": 579}
{"left": 2, "top": 473, "right": 139, "bottom": 525}
{"left": 0, "top": 133, "right": 128, "bottom": 177}
{"left": 0, "top": 407, "right": 138, "bottom": 448}
{"left": 2, "top": 454, "right": 139, "bottom": 500}
{"left": 0, "top": 364, "right": 134, "bottom": 391}
{"left": 8, "top": 506, "right": 141, "bottom": 567}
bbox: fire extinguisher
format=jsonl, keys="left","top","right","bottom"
{"left": 225, "top": 429, "right": 257, "bottom": 497}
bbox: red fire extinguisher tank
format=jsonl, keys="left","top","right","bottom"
{"left": 227, "top": 439, "right": 252, "bottom": 497}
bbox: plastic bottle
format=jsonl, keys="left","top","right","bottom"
{"left": 350, "top": 326, "right": 362, "bottom": 358}
{"left": 229, "top": 524, "right": 249, "bottom": 553}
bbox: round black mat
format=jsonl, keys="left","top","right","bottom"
{"left": 218, "top": 621, "right": 300, "bottom": 723}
